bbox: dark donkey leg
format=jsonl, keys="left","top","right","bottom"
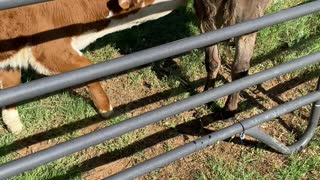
{"left": 199, "top": 18, "right": 222, "bottom": 109}
{"left": 194, "top": 0, "right": 224, "bottom": 91}
{"left": 204, "top": 45, "right": 221, "bottom": 91}
{"left": 222, "top": 0, "right": 270, "bottom": 118}
{"left": 223, "top": 33, "right": 257, "bottom": 117}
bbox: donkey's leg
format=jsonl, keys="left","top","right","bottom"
{"left": 204, "top": 45, "right": 221, "bottom": 91}
{"left": 194, "top": 0, "right": 223, "bottom": 93}
{"left": 197, "top": 15, "right": 221, "bottom": 92}
{"left": 32, "top": 40, "right": 113, "bottom": 118}
{"left": 224, "top": 33, "right": 257, "bottom": 117}
{"left": 0, "top": 69, "right": 24, "bottom": 134}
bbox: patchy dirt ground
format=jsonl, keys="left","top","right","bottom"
{"left": 6, "top": 53, "right": 317, "bottom": 180}
{"left": 80, "top": 65, "right": 319, "bottom": 179}
{"left": 3, "top": 57, "right": 319, "bottom": 180}
{"left": 2, "top": 42, "right": 318, "bottom": 180}
{"left": 67, "top": 60, "right": 320, "bottom": 179}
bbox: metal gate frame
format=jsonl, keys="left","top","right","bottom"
{"left": 0, "top": 0, "right": 319, "bottom": 179}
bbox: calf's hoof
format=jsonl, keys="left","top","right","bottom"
{"left": 2, "top": 108, "right": 24, "bottom": 134}
{"left": 98, "top": 104, "right": 113, "bottom": 118}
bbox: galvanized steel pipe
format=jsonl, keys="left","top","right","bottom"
{"left": 0, "top": 52, "right": 319, "bottom": 179}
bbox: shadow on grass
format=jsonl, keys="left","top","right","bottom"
{"left": 2, "top": 43, "right": 319, "bottom": 179}
{"left": 0, "top": 67, "right": 317, "bottom": 179}
{"left": 83, "top": 7, "right": 198, "bottom": 55}
{"left": 48, "top": 112, "right": 261, "bottom": 179}
{"left": 252, "top": 31, "right": 320, "bottom": 67}
{"left": 0, "top": 77, "right": 197, "bottom": 154}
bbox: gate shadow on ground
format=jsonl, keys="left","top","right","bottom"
{"left": 0, "top": 67, "right": 317, "bottom": 178}
{"left": 49, "top": 112, "right": 278, "bottom": 179}
{"left": 0, "top": 66, "right": 316, "bottom": 179}
{"left": 0, "top": 77, "right": 201, "bottom": 157}
{"left": 1, "top": 41, "right": 319, "bottom": 178}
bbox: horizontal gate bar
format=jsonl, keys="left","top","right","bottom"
{"left": 107, "top": 92, "right": 320, "bottom": 180}
{"left": 1, "top": 1, "right": 320, "bottom": 107}
{"left": 0, "top": 51, "right": 319, "bottom": 179}
{"left": 0, "top": 0, "right": 52, "bottom": 10}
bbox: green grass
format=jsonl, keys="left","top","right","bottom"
{"left": 1, "top": 0, "right": 320, "bottom": 179}
{"left": 194, "top": 158, "right": 265, "bottom": 180}
{"left": 275, "top": 154, "right": 320, "bottom": 179}
{"left": 252, "top": 0, "right": 320, "bottom": 75}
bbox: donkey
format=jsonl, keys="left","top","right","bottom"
{"left": 0, "top": 0, "right": 186, "bottom": 133}
{"left": 194, "top": 0, "right": 271, "bottom": 118}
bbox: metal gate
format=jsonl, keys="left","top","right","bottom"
{"left": 0, "top": 0, "right": 319, "bottom": 179}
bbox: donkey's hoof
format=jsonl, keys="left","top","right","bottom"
{"left": 205, "top": 102, "right": 214, "bottom": 109}
{"left": 221, "top": 109, "right": 237, "bottom": 121}
{"left": 2, "top": 108, "right": 24, "bottom": 134}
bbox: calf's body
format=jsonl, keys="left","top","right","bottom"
{"left": 0, "top": 0, "right": 272, "bottom": 133}
{"left": 0, "top": 0, "right": 185, "bottom": 133}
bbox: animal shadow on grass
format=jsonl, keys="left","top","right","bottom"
{"left": 83, "top": 7, "right": 198, "bottom": 55}
{"left": 1, "top": 5, "right": 319, "bottom": 179}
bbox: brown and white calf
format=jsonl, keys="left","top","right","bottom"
{"left": 194, "top": 0, "right": 271, "bottom": 118}
{"left": 0, "top": 0, "right": 186, "bottom": 133}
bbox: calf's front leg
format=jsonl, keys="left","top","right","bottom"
{"left": 32, "top": 40, "right": 113, "bottom": 118}
{"left": 0, "top": 69, "right": 24, "bottom": 134}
